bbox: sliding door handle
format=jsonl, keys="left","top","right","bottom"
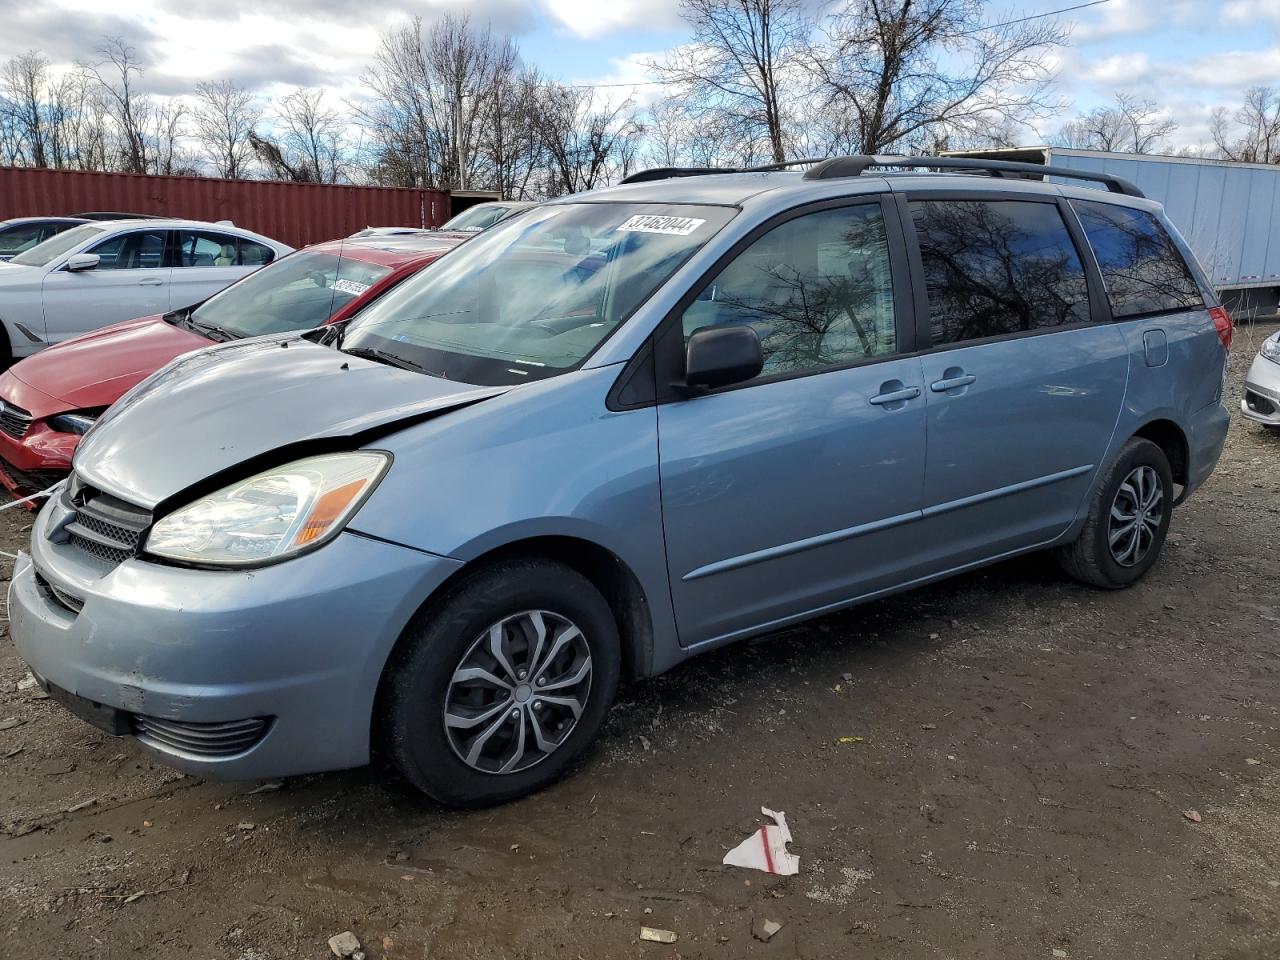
{"left": 930, "top": 374, "right": 976, "bottom": 392}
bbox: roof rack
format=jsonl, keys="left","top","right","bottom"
{"left": 619, "top": 158, "right": 825, "bottom": 185}
{"left": 803, "top": 155, "right": 1144, "bottom": 197}
{"left": 619, "top": 154, "right": 1145, "bottom": 198}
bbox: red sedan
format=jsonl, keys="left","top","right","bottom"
{"left": 0, "top": 234, "right": 463, "bottom": 499}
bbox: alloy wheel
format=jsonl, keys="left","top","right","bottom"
{"left": 443, "top": 610, "right": 593, "bottom": 775}
{"left": 1108, "top": 465, "right": 1164, "bottom": 567}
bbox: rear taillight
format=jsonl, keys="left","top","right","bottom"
{"left": 1209, "top": 306, "right": 1233, "bottom": 352}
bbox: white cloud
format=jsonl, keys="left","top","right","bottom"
{"left": 1172, "top": 44, "right": 1280, "bottom": 89}
{"left": 542, "top": 0, "right": 681, "bottom": 39}
{"left": 1069, "top": 0, "right": 1204, "bottom": 44}
{"left": 1222, "top": 0, "right": 1280, "bottom": 27}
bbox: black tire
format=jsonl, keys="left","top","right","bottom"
{"left": 1056, "top": 437, "right": 1173, "bottom": 589}
{"left": 0, "top": 324, "right": 13, "bottom": 373}
{"left": 378, "top": 558, "right": 620, "bottom": 807}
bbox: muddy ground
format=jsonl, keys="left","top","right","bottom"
{"left": 2, "top": 322, "right": 1279, "bottom": 960}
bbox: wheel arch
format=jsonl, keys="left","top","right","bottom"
{"left": 373, "top": 533, "right": 657, "bottom": 720}
{"left": 1131, "top": 417, "right": 1189, "bottom": 492}
{"left": 453, "top": 535, "right": 656, "bottom": 682}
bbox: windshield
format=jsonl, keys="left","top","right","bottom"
{"left": 0, "top": 221, "right": 58, "bottom": 258}
{"left": 342, "top": 202, "right": 735, "bottom": 385}
{"left": 440, "top": 204, "right": 512, "bottom": 232}
{"left": 11, "top": 223, "right": 104, "bottom": 267}
{"left": 189, "top": 248, "right": 394, "bottom": 338}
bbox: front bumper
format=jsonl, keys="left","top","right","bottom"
{"left": 0, "top": 370, "right": 77, "bottom": 497}
{"left": 1242, "top": 353, "right": 1280, "bottom": 426}
{"left": 11, "top": 498, "right": 462, "bottom": 779}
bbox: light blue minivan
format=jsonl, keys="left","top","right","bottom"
{"left": 12, "top": 157, "right": 1232, "bottom": 805}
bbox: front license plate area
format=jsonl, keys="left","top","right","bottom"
{"left": 40, "top": 678, "right": 130, "bottom": 736}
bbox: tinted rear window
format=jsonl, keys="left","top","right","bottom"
{"left": 911, "top": 199, "right": 1091, "bottom": 346}
{"left": 1069, "top": 200, "right": 1203, "bottom": 319}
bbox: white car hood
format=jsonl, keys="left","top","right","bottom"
{"left": 0, "top": 261, "right": 44, "bottom": 288}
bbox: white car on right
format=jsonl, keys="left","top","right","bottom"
{"left": 1242, "top": 329, "right": 1280, "bottom": 427}
{"left": 0, "top": 218, "right": 291, "bottom": 363}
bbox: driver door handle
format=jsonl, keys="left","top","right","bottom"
{"left": 869, "top": 386, "right": 921, "bottom": 405}
{"left": 138, "top": 277, "right": 164, "bottom": 286}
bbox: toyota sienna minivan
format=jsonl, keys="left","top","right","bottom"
{"left": 12, "top": 156, "right": 1232, "bottom": 807}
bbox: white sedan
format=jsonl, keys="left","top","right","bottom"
{"left": 0, "top": 219, "right": 292, "bottom": 361}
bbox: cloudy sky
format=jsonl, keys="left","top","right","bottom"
{"left": 2, "top": 0, "right": 1278, "bottom": 148}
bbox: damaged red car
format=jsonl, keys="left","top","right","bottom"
{"left": 0, "top": 233, "right": 464, "bottom": 499}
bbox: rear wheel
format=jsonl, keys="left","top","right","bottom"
{"left": 379, "top": 558, "right": 620, "bottom": 807}
{"left": 1056, "top": 437, "right": 1173, "bottom": 589}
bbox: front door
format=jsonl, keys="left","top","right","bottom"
{"left": 41, "top": 228, "right": 171, "bottom": 345}
{"left": 903, "top": 195, "right": 1130, "bottom": 569}
{"left": 656, "top": 198, "right": 929, "bottom": 647}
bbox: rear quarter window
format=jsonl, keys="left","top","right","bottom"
{"left": 1069, "top": 200, "right": 1203, "bottom": 319}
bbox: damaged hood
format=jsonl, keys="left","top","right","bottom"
{"left": 73, "top": 337, "right": 510, "bottom": 508}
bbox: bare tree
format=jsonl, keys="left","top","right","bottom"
{"left": 359, "top": 14, "right": 520, "bottom": 190}
{"left": 534, "top": 85, "right": 643, "bottom": 194}
{"left": 1, "top": 51, "right": 52, "bottom": 167}
{"left": 192, "top": 79, "right": 260, "bottom": 178}
{"left": 1053, "top": 92, "right": 1176, "bottom": 154}
{"left": 808, "top": 0, "right": 1066, "bottom": 155}
{"left": 276, "top": 87, "right": 347, "bottom": 182}
{"left": 1211, "top": 86, "right": 1280, "bottom": 164}
{"left": 50, "top": 70, "right": 111, "bottom": 170}
{"left": 80, "top": 37, "right": 151, "bottom": 173}
{"left": 648, "top": 0, "right": 809, "bottom": 164}
{"left": 149, "top": 98, "right": 189, "bottom": 175}
{"left": 484, "top": 66, "right": 548, "bottom": 199}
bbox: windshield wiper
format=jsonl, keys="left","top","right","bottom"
{"left": 342, "top": 345, "right": 427, "bottom": 373}
{"left": 188, "top": 317, "right": 241, "bottom": 342}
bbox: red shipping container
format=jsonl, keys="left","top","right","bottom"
{"left": 0, "top": 167, "right": 451, "bottom": 248}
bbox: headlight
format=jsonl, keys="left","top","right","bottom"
{"left": 1262, "top": 335, "right": 1280, "bottom": 365}
{"left": 145, "top": 451, "right": 390, "bottom": 566}
{"left": 48, "top": 412, "right": 99, "bottom": 435}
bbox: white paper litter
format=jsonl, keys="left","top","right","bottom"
{"left": 722, "top": 807, "right": 799, "bottom": 875}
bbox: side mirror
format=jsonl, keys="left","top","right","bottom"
{"left": 685, "top": 324, "right": 764, "bottom": 390}
{"left": 65, "top": 253, "right": 100, "bottom": 273}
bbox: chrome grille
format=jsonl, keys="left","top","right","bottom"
{"left": 0, "top": 402, "right": 32, "bottom": 439}
{"left": 133, "top": 716, "right": 269, "bottom": 758}
{"left": 65, "top": 488, "right": 152, "bottom": 567}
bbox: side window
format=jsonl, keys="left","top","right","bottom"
{"left": 87, "top": 230, "right": 167, "bottom": 270}
{"left": 177, "top": 231, "right": 242, "bottom": 268}
{"left": 911, "top": 199, "right": 1091, "bottom": 346}
{"left": 1069, "top": 199, "right": 1203, "bottom": 318}
{"left": 239, "top": 239, "right": 275, "bottom": 266}
{"left": 681, "top": 204, "right": 897, "bottom": 381}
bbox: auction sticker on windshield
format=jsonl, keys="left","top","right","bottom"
{"left": 334, "top": 279, "right": 371, "bottom": 296}
{"left": 617, "top": 215, "right": 706, "bottom": 236}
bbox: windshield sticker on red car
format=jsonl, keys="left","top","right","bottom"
{"left": 334, "top": 278, "right": 371, "bottom": 296}
{"left": 617, "top": 215, "right": 707, "bottom": 236}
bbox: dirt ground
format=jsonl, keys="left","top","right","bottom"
{"left": 2, "top": 323, "right": 1279, "bottom": 960}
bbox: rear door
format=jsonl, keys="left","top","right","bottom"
{"left": 170, "top": 231, "right": 277, "bottom": 310}
{"left": 40, "top": 227, "right": 172, "bottom": 344}
{"left": 902, "top": 192, "right": 1130, "bottom": 570}
{"left": 656, "top": 197, "right": 930, "bottom": 646}
{"left": 1068, "top": 198, "right": 1220, "bottom": 416}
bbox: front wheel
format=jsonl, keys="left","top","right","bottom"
{"left": 1056, "top": 437, "right": 1173, "bottom": 589}
{"left": 378, "top": 558, "right": 620, "bottom": 807}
